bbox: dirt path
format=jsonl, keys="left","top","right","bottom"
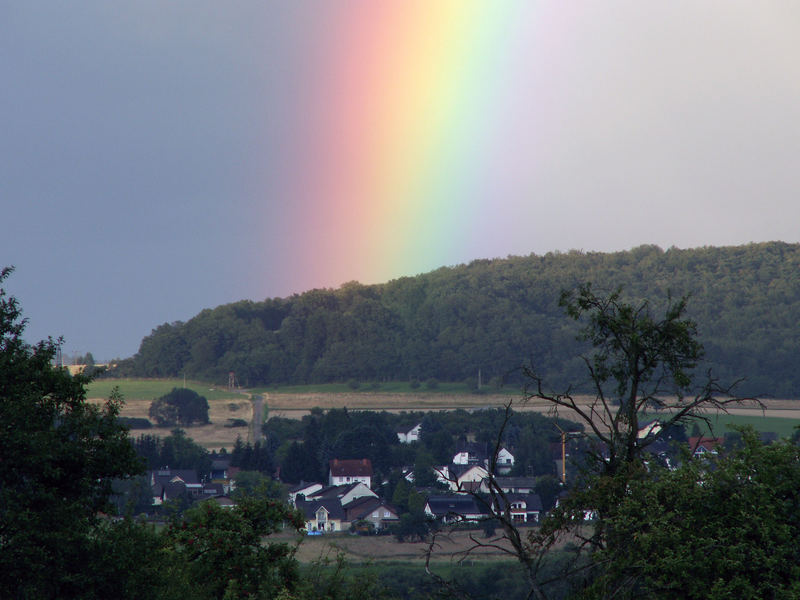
{"left": 250, "top": 393, "right": 264, "bottom": 443}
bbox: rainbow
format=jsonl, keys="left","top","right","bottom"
{"left": 257, "top": 2, "right": 552, "bottom": 292}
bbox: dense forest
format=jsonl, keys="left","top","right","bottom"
{"left": 117, "top": 242, "right": 800, "bottom": 397}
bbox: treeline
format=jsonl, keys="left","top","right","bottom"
{"left": 116, "top": 242, "right": 800, "bottom": 397}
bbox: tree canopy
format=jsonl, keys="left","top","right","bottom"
{"left": 148, "top": 387, "right": 210, "bottom": 426}
{"left": 0, "top": 267, "right": 143, "bottom": 598}
{"left": 120, "top": 242, "right": 800, "bottom": 397}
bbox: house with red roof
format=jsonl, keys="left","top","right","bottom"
{"left": 328, "top": 458, "right": 373, "bottom": 488}
{"left": 688, "top": 436, "right": 723, "bottom": 457}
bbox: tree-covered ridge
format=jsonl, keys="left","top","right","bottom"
{"left": 121, "top": 242, "right": 800, "bottom": 397}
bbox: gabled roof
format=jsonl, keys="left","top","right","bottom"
{"left": 345, "top": 497, "right": 400, "bottom": 521}
{"left": 453, "top": 441, "right": 489, "bottom": 461}
{"left": 296, "top": 498, "right": 347, "bottom": 521}
{"left": 425, "top": 495, "right": 491, "bottom": 519}
{"left": 688, "top": 436, "right": 723, "bottom": 454}
{"left": 307, "top": 482, "right": 369, "bottom": 500}
{"left": 449, "top": 463, "right": 488, "bottom": 479}
{"left": 396, "top": 423, "right": 422, "bottom": 434}
{"left": 498, "top": 493, "right": 543, "bottom": 512}
{"left": 288, "top": 481, "right": 323, "bottom": 494}
{"left": 150, "top": 469, "right": 200, "bottom": 486}
{"left": 494, "top": 476, "right": 537, "bottom": 491}
{"left": 329, "top": 459, "right": 373, "bottom": 477}
{"left": 210, "top": 459, "right": 231, "bottom": 471}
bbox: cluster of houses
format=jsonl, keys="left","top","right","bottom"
{"left": 148, "top": 460, "right": 238, "bottom": 508}
{"left": 144, "top": 442, "right": 544, "bottom": 534}
{"left": 142, "top": 421, "right": 747, "bottom": 534}
{"left": 289, "top": 455, "right": 545, "bottom": 533}
{"left": 289, "top": 460, "right": 399, "bottom": 533}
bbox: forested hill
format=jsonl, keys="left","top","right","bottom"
{"left": 119, "top": 242, "right": 800, "bottom": 397}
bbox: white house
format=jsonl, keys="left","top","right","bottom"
{"left": 494, "top": 447, "right": 515, "bottom": 473}
{"left": 397, "top": 423, "right": 422, "bottom": 444}
{"left": 306, "top": 482, "right": 377, "bottom": 506}
{"left": 288, "top": 482, "right": 324, "bottom": 507}
{"left": 436, "top": 464, "right": 490, "bottom": 493}
{"left": 328, "top": 458, "right": 373, "bottom": 488}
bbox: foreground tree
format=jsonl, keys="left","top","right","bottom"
{"left": 586, "top": 428, "right": 800, "bottom": 599}
{"left": 429, "top": 284, "right": 756, "bottom": 600}
{"left": 164, "top": 497, "right": 305, "bottom": 599}
{"left": 528, "top": 284, "right": 749, "bottom": 475}
{"left": 0, "top": 267, "right": 143, "bottom": 598}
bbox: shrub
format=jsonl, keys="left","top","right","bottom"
{"left": 148, "top": 388, "right": 210, "bottom": 427}
{"left": 117, "top": 417, "right": 152, "bottom": 429}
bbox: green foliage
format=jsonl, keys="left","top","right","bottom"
{"left": 87, "top": 378, "right": 237, "bottom": 402}
{"left": 0, "top": 268, "right": 143, "bottom": 598}
{"left": 164, "top": 498, "right": 306, "bottom": 600}
{"left": 133, "top": 429, "right": 211, "bottom": 472}
{"left": 149, "top": 387, "right": 210, "bottom": 426}
{"left": 231, "top": 470, "right": 286, "bottom": 502}
{"left": 581, "top": 429, "right": 800, "bottom": 599}
{"left": 122, "top": 242, "right": 800, "bottom": 397}
{"left": 118, "top": 416, "right": 153, "bottom": 428}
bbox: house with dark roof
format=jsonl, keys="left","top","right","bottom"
{"left": 424, "top": 495, "right": 491, "bottom": 523}
{"left": 494, "top": 476, "right": 537, "bottom": 495}
{"left": 296, "top": 497, "right": 347, "bottom": 533}
{"left": 329, "top": 458, "right": 373, "bottom": 488}
{"left": 397, "top": 423, "right": 422, "bottom": 444}
{"left": 344, "top": 496, "right": 400, "bottom": 530}
{"left": 288, "top": 481, "right": 324, "bottom": 506}
{"left": 149, "top": 469, "right": 201, "bottom": 506}
{"left": 494, "top": 493, "right": 543, "bottom": 524}
{"left": 305, "top": 482, "right": 377, "bottom": 506}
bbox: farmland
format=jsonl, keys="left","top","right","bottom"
{"left": 87, "top": 378, "right": 800, "bottom": 451}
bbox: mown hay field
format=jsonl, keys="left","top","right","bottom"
{"left": 86, "top": 378, "right": 800, "bottom": 450}
{"left": 87, "top": 378, "right": 252, "bottom": 451}
{"left": 278, "top": 527, "right": 519, "bottom": 564}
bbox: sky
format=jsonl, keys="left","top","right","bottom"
{"left": 2, "top": 2, "right": 800, "bottom": 361}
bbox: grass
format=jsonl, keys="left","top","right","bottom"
{"left": 86, "top": 378, "right": 244, "bottom": 402}
{"left": 698, "top": 413, "right": 800, "bottom": 438}
{"left": 251, "top": 381, "right": 485, "bottom": 395}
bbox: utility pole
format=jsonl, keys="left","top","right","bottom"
{"left": 556, "top": 425, "right": 580, "bottom": 484}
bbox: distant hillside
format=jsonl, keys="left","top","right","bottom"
{"left": 114, "top": 242, "right": 800, "bottom": 398}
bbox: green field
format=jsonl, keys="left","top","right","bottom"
{"left": 86, "top": 378, "right": 244, "bottom": 402}
{"left": 251, "top": 381, "right": 499, "bottom": 395}
{"left": 699, "top": 413, "right": 800, "bottom": 438}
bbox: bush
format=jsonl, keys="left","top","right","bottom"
{"left": 347, "top": 379, "right": 360, "bottom": 390}
{"left": 425, "top": 378, "right": 439, "bottom": 390}
{"left": 148, "top": 388, "right": 210, "bottom": 427}
{"left": 117, "top": 417, "right": 152, "bottom": 429}
{"left": 224, "top": 418, "right": 248, "bottom": 428}
{"left": 409, "top": 378, "right": 421, "bottom": 389}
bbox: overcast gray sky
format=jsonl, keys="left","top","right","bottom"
{"left": 3, "top": 2, "right": 800, "bottom": 361}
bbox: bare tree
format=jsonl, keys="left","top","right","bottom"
{"left": 425, "top": 284, "right": 758, "bottom": 599}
